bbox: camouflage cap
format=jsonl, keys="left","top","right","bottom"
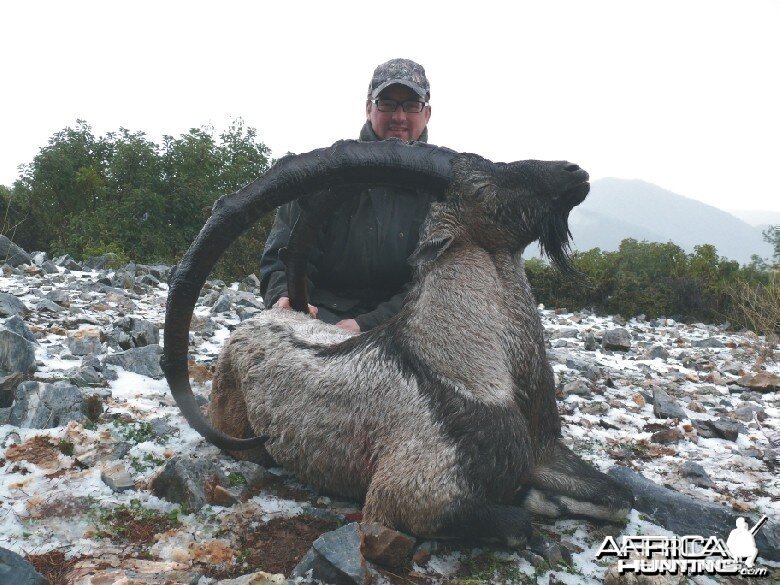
{"left": 368, "top": 58, "right": 430, "bottom": 101}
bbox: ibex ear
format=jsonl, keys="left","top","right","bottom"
{"left": 408, "top": 231, "right": 454, "bottom": 266}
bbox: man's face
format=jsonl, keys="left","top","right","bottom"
{"left": 366, "top": 84, "right": 431, "bottom": 142}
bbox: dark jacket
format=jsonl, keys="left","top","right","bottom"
{"left": 259, "top": 122, "right": 440, "bottom": 331}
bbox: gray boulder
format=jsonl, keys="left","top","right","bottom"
{"left": 565, "top": 356, "right": 602, "bottom": 381}
{"left": 0, "top": 329, "right": 36, "bottom": 375}
{"left": 583, "top": 332, "right": 598, "bottom": 351}
{"left": 602, "top": 328, "right": 632, "bottom": 351}
{"left": 562, "top": 379, "right": 592, "bottom": 397}
{"left": 0, "top": 546, "right": 49, "bottom": 585}
{"left": 104, "top": 344, "right": 164, "bottom": 379}
{"left": 679, "top": 461, "right": 716, "bottom": 489}
{"left": 0, "top": 372, "right": 24, "bottom": 407}
{"left": 34, "top": 299, "right": 63, "bottom": 314}
{"left": 551, "top": 327, "right": 579, "bottom": 340}
{"left": 66, "top": 328, "right": 103, "bottom": 356}
{"left": 54, "top": 254, "right": 82, "bottom": 270}
{"left": 82, "top": 253, "right": 119, "bottom": 271}
{"left": 0, "top": 235, "right": 32, "bottom": 267}
{"left": 211, "top": 294, "right": 232, "bottom": 313}
{"left": 291, "top": 523, "right": 369, "bottom": 585}
{"left": 692, "top": 337, "right": 725, "bottom": 348}
{"left": 108, "top": 316, "right": 159, "bottom": 350}
{"left": 642, "top": 344, "right": 669, "bottom": 360}
{"left": 151, "top": 455, "right": 229, "bottom": 511}
{"left": 3, "top": 316, "right": 37, "bottom": 343}
{"left": 652, "top": 388, "right": 686, "bottom": 420}
{"left": 40, "top": 260, "right": 58, "bottom": 274}
{"left": 607, "top": 465, "right": 778, "bottom": 561}
{"left": 693, "top": 417, "right": 743, "bottom": 441}
{"left": 8, "top": 381, "right": 85, "bottom": 428}
{"left": 44, "top": 289, "right": 70, "bottom": 307}
{"left": 0, "top": 293, "right": 29, "bottom": 318}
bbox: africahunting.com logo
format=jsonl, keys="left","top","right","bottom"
{"left": 595, "top": 515, "right": 769, "bottom": 577}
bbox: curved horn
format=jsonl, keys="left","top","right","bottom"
{"left": 163, "top": 139, "right": 456, "bottom": 450}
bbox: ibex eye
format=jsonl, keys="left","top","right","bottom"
{"left": 474, "top": 185, "right": 492, "bottom": 198}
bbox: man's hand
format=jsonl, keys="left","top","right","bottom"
{"left": 336, "top": 319, "right": 361, "bottom": 333}
{"left": 273, "top": 296, "right": 318, "bottom": 318}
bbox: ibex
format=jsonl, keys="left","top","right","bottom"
{"left": 163, "top": 140, "right": 633, "bottom": 543}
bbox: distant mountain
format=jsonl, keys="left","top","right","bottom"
{"left": 562, "top": 178, "right": 773, "bottom": 264}
{"left": 725, "top": 208, "right": 780, "bottom": 230}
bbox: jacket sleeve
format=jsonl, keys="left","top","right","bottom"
{"left": 353, "top": 281, "right": 412, "bottom": 331}
{"left": 259, "top": 201, "right": 318, "bottom": 308}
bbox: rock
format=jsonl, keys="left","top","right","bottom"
{"left": 149, "top": 417, "right": 177, "bottom": 439}
{"left": 607, "top": 465, "right": 779, "bottom": 561}
{"left": 109, "top": 316, "right": 159, "bottom": 350}
{"left": 35, "top": 298, "right": 63, "bottom": 314}
{"left": 529, "top": 535, "right": 572, "bottom": 567}
{"left": 732, "top": 404, "right": 766, "bottom": 422}
{"left": 217, "top": 571, "right": 286, "bottom": 584}
{"left": 582, "top": 401, "right": 609, "bottom": 415}
{"left": 583, "top": 332, "right": 597, "bottom": 351}
{"left": 551, "top": 327, "right": 579, "bottom": 340}
{"left": 686, "top": 400, "right": 706, "bottom": 413}
{"left": 650, "top": 427, "right": 684, "bottom": 444}
{"left": 54, "top": 254, "right": 82, "bottom": 270}
{"left": 692, "top": 418, "right": 742, "bottom": 441}
{"left": 565, "top": 357, "right": 602, "bottom": 381}
{"left": 0, "top": 293, "right": 29, "bottom": 317}
{"left": 104, "top": 344, "right": 164, "bottom": 379}
{"left": 652, "top": 388, "right": 686, "bottom": 420}
{"left": 0, "top": 372, "right": 24, "bottom": 407}
{"left": 40, "top": 260, "right": 58, "bottom": 274}
{"left": 691, "top": 337, "right": 725, "bottom": 348}
{"left": 231, "top": 291, "right": 264, "bottom": 309}
{"left": 3, "top": 316, "right": 37, "bottom": 343}
{"left": 43, "top": 289, "right": 70, "bottom": 307}
{"left": 242, "top": 273, "right": 262, "bottom": 289}
{"left": 679, "top": 461, "right": 715, "bottom": 489}
{"left": 735, "top": 372, "right": 780, "bottom": 393}
{"left": 68, "top": 365, "right": 105, "bottom": 387}
{"left": 0, "top": 329, "right": 36, "bottom": 375}
{"left": 101, "top": 467, "right": 135, "bottom": 492}
{"left": 0, "top": 545, "right": 49, "bottom": 584}
{"left": 211, "top": 294, "right": 232, "bottom": 314}
{"left": 151, "top": 455, "right": 229, "bottom": 511}
{"left": 8, "top": 381, "right": 85, "bottom": 428}
{"left": 147, "top": 264, "right": 172, "bottom": 281}
{"left": 642, "top": 345, "right": 669, "bottom": 360}
{"left": 66, "top": 327, "right": 103, "bottom": 356}
{"left": 291, "top": 522, "right": 369, "bottom": 585}
{"left": 82, "top": 253, "right": 119, "bottom": 271}
{"left": 0, "top": 235, "right": 32, "bottom": 267}
{"left": 602, "top": 328, "right": 632, "bottom": 351}
{"left": 137, "top": 274, "right": 160, "bottom": 287}
{"left": 237, "top": 307, "right": 262, "bottom": 321}
{"left": 359, "top": 522, "right": 415, "bottom": 570}
{"left": 562, "top": 379, "right": 592, "bottom": 397}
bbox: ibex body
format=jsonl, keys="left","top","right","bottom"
{"left": 200, "top": 152, "right": 634, "bottom": 541}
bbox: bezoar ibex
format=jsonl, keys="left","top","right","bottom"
{"left": 162, "top": 139, "right": 634, "bottom": 543}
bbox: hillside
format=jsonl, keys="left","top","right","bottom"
{"left": 566, "top": 179, "right": 773, "bottom": 264}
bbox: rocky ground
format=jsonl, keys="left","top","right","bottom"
{"left": 0, "top": 238, "right": 778, "bottom": 584}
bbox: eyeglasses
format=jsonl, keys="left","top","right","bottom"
{"left": 372, "top": 99, "right": 427, "bottom": 113}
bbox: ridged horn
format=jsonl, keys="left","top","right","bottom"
{"left": 162, "top": 139, "right": 456, "bottom": 450}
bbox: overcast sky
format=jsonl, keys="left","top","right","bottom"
{"left": 2, "top": 0, "right": 778, "bottom": 213}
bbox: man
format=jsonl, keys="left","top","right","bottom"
{"left": 260, "top": 58, "right": 438, "bottom": 333}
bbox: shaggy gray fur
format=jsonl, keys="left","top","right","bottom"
{"left": 209, "top": 154, "right": 633, "bottom": 541}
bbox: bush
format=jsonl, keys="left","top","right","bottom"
{"left": 3, "top": 118, "right": 272, "bottom": 281}
{"left": 526, "top": 239, "right": 772, "bottom": 326}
